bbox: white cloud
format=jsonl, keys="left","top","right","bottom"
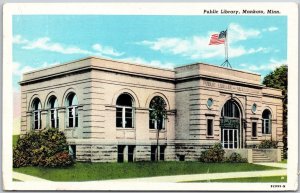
{"left": 228, "top": 23, "right": 261, "bottom": 43}
{"left": 137, "top": 24, "right": 269, "bottom": 60}
{"left": 13, "top": 35, "right": 29, "bottom": 44}
{"left": 119, "top": 57, "right": 175, "bottom": 69}
{"left": 262, "top": 27, "right": 278, "bottom": 32}
{"left": 14, "top": 35, "right": 124, "bottom": 57}
{"left": 92, "top": 44, "right": 124, "bottom": 57}
{"left": 13, "top": 61, "right": 61, "bottom": 81}
{"left": 239, "top": 58, "right": 287, "bottom": 72}
{"left": 22, "top": 37, "right": 92, "bottom": 55}
{"left": 41, "top": 62, "right": 59, "bottom": 68}
{"left": 13, "top": 61, "right": 36, "bottom": 80}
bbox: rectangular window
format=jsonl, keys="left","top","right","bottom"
{"left": 252, "top": 122, "right": 257, "bottom": 137}
{"left": 50, "top": 109, "right": 58, "bottom": 128}
{"left": 68, "top": 108, "right": 73, "bottom": 127}
{"left": 116, "top": 107, "right": 123, "bottom": 127}
{"left": 149, "top": 110, "right": 155, "bottom": 129}
{"left": 68, "top": 106, "right": 78, "bottom": 128}
{"left": 116, "top": 107, "right": 133, "bottom": 128}
{"left": 149, "top": 110, "right": 165, "bottom": 130}
{"left": 159, "top": 146, "right": 166, "bottom": 161}
{"left": 33, "top": 111, "right": 40, "bottom": 130}
{"left": 151, "top": 145, "right": 157, "bottom": 161}
{"left": 125, "top": 108, "right": 133, "bottom": 128}
{"left": 265, "top": 119, "right": 270, "bottom": 134}
{"left": 128, "top": 145, "right": 135, "bottom": 162}
{"left": 207, "top": 119, "right": 213, "bottom": 136}
{"left": 262, "top": 119, "right": 271, "bottom": 134}
{"left": 117, "top": 145, "right": 125, "bottom": 163}
{"left": 75, "top": 107, "right": 78, "bottom": 127}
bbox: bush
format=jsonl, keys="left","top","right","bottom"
{"left": 258, "top": 140, "right": 278, "bottom": 149}
{"left": 225, "top": 152, "right": 247, "bottom": 163}
{"left": 13, "top": 128, "right": 74, "bottom": 168}
{"left": 199, "top": 143, "right": 225, "bottom": 163}
{"left": 44, "top": 151, "right": 74, "bottom": 168}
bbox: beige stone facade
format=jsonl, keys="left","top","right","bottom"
{"left": 20, "top": 56, "right": 283, "bottom": 162}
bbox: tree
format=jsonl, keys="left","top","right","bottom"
{"left": 149, "top": 96, "right": 168, "bottom": 161}
{"left": 262, "top": 65, "right": 287, "bottom": 158}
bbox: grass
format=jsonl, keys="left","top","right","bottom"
{"left": 14, "top": 162, "right": 282, "bottom": 182}
{"left": 187, "top": 175, "right": 287, "bottom": 183}
{"left": 281, "top": 159, "right": 287, "bottom": 163}
{"left": 13, "top": 135, "right": 19, "bottom": 147}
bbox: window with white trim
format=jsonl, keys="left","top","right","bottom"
{"left": 262, "top": 109, "right": 272, "bottom": 134}
{"left": 48, "top": 96, "right": 59, "bottom": 128}
{"left": 66, "top": 93, "right": 78, "bottom": 128}
{"left": 31, "top": 98, "right": 42, "bottom": 130}
{"left": 116, "top": 93, "right": 134, "bottom": 128}
{"left": 149, "top": 96, "right": 166, "bottom": 130}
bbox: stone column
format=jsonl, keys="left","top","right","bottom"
{"left": 25, "top": 112, "right": 32, "bottom": 134}
{"left": 123, "top": 145, "right": 128, "bottom": 162}
{"left": 58, "top": 108, "right": 66, "bottom": 132}
{"left": 41, "top": 110, "right": 48, "bottom": 129}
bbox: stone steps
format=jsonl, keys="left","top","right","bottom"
{"left": 252, "top": 150, "right": 273, "bottom": 163}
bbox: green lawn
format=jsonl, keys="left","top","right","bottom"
{"left": 14, "top": 162, "right": 282, "bottom": 182}
{"left": 13, "top": 135, "right": 19, "bottom": 147}
{"left": 281, "top": 159, "right": 287, "bottom": 163}
{"left": 187, "top": 175, "right": 287, "bottom": 183}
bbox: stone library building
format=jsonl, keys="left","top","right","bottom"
{"left": 19, "top": 56, "right": 284, "bottom": 163}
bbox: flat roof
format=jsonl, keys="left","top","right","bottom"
{"left": 20, "top": 56, "right": 262, "bottom": 86}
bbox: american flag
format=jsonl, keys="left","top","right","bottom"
{"left": 209, "top": 30, "right": 227, "bottom": 45}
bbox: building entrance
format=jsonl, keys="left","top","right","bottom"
{"left": 221, "top": 100, "right": 241, "bottom": 149}
{"left": 222, "top": 128, "right": 239, "bottom": 149}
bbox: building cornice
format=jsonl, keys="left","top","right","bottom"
{"left": 175, "top": 74, "right": 264, "bottom": 89}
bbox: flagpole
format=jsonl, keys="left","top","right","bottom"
{"left": 226, "top": 28, "right": 228, "bottom": 61}
{"left": 221, "top": 28, "right": 231, "bottom": 68}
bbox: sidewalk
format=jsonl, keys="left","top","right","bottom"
{"left": 93, "top": 169, "right": 287, "bottom": 183}
{"left": 13, "top": 172, "right": 51, "bottom": 182}
{"left": 253, "top": 162, "right": 287, "bottom": 169}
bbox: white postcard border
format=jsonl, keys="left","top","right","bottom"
{"left": 2, "top": 2, "right": 298, "bottom": 191}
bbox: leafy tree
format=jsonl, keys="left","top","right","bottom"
{"left": 149, "top": 96, "right": 167, "bottom": 161}
{"left": 262, "top": 65, "right": 287, "bottom": 158}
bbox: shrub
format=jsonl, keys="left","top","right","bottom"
{"left": 13, "top": 128, "right": 74, "bottom": 168}
{"left": 258, "top": 140, "right": 278, "bottom": 149}
{"left": 199, "top": 143, "right": 225, "bottom": 163}
{"left": 44, "top": 151, "right": 74, "bottom": 168}
{"left": 225, "top": 152, "right": 247, "bottom": 163}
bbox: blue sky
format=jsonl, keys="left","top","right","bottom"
{"left": 12, "top": 15, "right": 287, "bottom": 90}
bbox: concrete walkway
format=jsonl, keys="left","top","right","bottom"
{"left": 92, "top": 169, "right": 287, "bottom": 183}
{"left": 13, "top": 163, "right": 287, "bottom": 183}
{"left": 13, "top": 171, "right": 51, "bottom": 182}
{"left": 253, "top": 162, "right": 287, "bottom": 169}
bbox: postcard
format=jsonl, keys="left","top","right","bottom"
{"left": 2, "top": 2, "right": 298, "bottom": 191}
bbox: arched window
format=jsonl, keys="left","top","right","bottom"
{"left": 262, "top": 109, "right": 272, "bottom": 134}
{"left": 48, "top": 96, "right": 59, "bottom": 128}
{"left": 149, "top": 96, "right": 166, "bottom": 130}
{"left": 31, "top": 98, "right": 42, "bottom": 130}
{"left": 66, "top": 93, "right": 78, "bottom": 128}
{"left": 221, "top": 100, "right": 240, "bottom": 118}
{"left": 116, "top": 93, "right": 134, "bottom": 128}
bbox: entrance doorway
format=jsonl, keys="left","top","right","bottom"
{"left": 222, "top": 129, "right": 239, "bottom": 148}
{"left": 220, "top": 100, "right": 242, "bottom": 149}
